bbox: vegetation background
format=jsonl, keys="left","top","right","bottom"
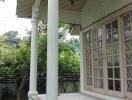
{"left": 0, "top": 23, "right": 80, "bottom": 100}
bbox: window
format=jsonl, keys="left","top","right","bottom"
{"left": 83, "top": 5, "right": 132, "bottom": 99}
{"left": 92, "top": 28, "right": 104, "bottom": 89}
{"left": 123, "top": 12, "right": 132, "bottom": 92}
{"left": 105, "top": 20, "right": 121, "bottom": 92}
{"left": 84, "top": 21, "right": 121, "bottom": 92}
{"left": 84, "top": 31, "right": 92, "bottom": 86}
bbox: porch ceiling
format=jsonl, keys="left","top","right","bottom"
{"left": 16, "top": 0, "right": 87, "bottom": 19}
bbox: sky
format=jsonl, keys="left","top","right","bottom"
{"left": 0, "top": 0, "right": 78, "bottom": 40}
{"left": 0, "top": 0, "right": 31, "bottom": 38}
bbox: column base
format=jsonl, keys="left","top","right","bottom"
{"left": 28, "top": 91, "right": 38, "bottom": 100}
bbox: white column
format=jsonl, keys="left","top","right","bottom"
{"left": 80, "top": 33, "right": 84, "bottom": 92}
{"left": 28, "top": 0, "right": 40, "bottom": 100}
{"left": 46, "top": 0, "right": 59, "bottom": 100}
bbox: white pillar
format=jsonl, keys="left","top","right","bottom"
{"left": 28, "top": 0, "right": 40, "bottom": 100}
{"left": 80, "top": 33, "right": 84, "bottom": 92}
{"left": 46, "top": 0, "right": 59, "bottom": 100}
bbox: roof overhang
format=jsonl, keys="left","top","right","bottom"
{"left": 17, "top": 0, "right": 87, "bottom": 25}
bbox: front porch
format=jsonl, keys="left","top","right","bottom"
{"left": 36, "top": 94, "right": 98, "bottom": 100}
{"left": 32, "top": 92, "right": 126, "bottom": 100}
{"left": 16, "top": 0, "right": 132, "bottom": 100}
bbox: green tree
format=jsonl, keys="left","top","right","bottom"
{"left": 3, "top": 31, "right": 21, "bottom": 47}
{"left": 0, "top": 22, "right": 80, "bottom": 100}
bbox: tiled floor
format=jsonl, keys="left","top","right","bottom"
{"left": 32, "top": 93, "right": 126, "bottom": 100}
{"left": 36, "top": 93, "right": 98, "bottom": 100}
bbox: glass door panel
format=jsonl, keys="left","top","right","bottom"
{"left": 92, "top": 28, "right": 104, "bottom": 89}
{"left": 84, "top": 32, "right": 92, "bottom": 86}
{"left": 105, "top": 20, "right": 121, "bottom": 92}
{"left": 123, "top": 12, "right": 132, "bottom": 93}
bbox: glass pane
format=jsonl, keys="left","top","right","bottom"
{"left": 107, "top": 56, "right": 113, "bottom": 66}
{"left": 108, "top": 68, "right": 113, "bottom": 78}
{"left": 86, "top": 38, "right": 90, "bottom": 43}
{"left": 98, "top": 28, "right": 102, "bottom": 47}
{"left": 99, "top": 79, "right": 104, "bottom": 89}
{"left": 106, "top": 45, "right": 113, "bottom": 55}
{"left": 114, "top": 68, "right": 120, "bottom": 78}
{"left": 86, "top": 60, "right": 90, "bottom": 68}
{"left": 94, "top": 68, "right": 97, "bottom": 77}
{"left": 126, "top": 52, "right": 132, "bottom": 65}
{"left": 125, "top": 39, "right": 132, "bottom": 52}
{"left": 98, "top": 40, "right": 102, "bottom": 48}
{"left": 124, "top": 27, "right": 132, "bottom": 39}
{"left": 98, "top": 48, "right": 103, "bottom": 57}
{"left": 93, "top": 59, "right": 98, "bottom": 67}
{"left": 126, "top": 66, "right": 132, "bottom": 79}
{"left": 93, "top": 40, "right": 97, "bottom": 48}
{"left": 86, "top": 68, "right": 92, "bottom": 77}
{"left": 113, "top": 44, "right": 119, "bottom": 55}
{"left": 94, "top": 78, "right": 98, "bottom": 88}
{"left": 112, "top": 32, "right": 118, "bottom": 42}
{"left": 115, "top": 80, "right": 121, "bottom": 91}
{"left": 93, "top": 49, "right": 98, "bottom": 57}
{"left": 113, "top": 55, "right": 119, "bottom": 66}
{"left": 106, "top": 23, "right": 111, "bottom": 34}
{"left": 123, "top": 13, "right": 132, "bottom": 93}
{"left": 98, "top": 58, "right": 103, "bottom": 67}
{"left": 123, "top": 13, "right": 132, "bottom": 39}
{"left": 93, "top": 30, "right": 98, "bottom": 38}
{"left": 98, "top": 68, "right": 103, "bottom": 77}
{"left": 123, "top": 14, "right": 131, "bottom": 27}
{"left": 86, "top": 41, "right": 91, "bottom": 48}
{"left": 87, "top": 77, "right": 92, "bottom": 86}
{"left": 86, "top": 33, "right": 90, "bottom": 40}
{"left": 112, "top": 20, "right": 118, "bottom": 33}
{"left": 108, "top": 80, "right": 114, "bottom": 90}
{"left": 106, "top": 34, "right": 111, "bottom": 44}
{"left": 86, "top": 49, "right": 90, "bottom": 54}
{"left": 86, "top": 58, "right": 91, "bottom": 68}
{"left": 127, "top": 80, "right": 132, "bottom": 92}
{"left": 86, "top": 50, "right": 91, "bottom": 58}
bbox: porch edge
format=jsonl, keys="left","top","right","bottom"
{"left": 81, "top": 90, "right": 127, "bottom": 100}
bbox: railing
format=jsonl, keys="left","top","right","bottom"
{"left": 0, "top": 73, "right": 16, "bottom": 83}
{"left": 0, "top": 72, "right": 80, "bottom": 100}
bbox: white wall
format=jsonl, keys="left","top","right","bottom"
{"left": 81, "top": 0, "right": 132, "bottom": 28}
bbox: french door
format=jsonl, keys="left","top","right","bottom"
{"left": 84, "top": 19, "right": 123, "bottom": 96}
{"left": 105, "top": 20, "right": 123, "bottom": 96}
{"left": 84, "top": 31, "right": 93, "bottom": 89}
{"left": 84, "top": 27, "right": 105, "bottom": 93}
{"left": 92, "top": 28, "right": 105, "bottom": 92}
{"left": 122, "top": 12, "right": 132, "bottom": 98}
{"left": 83, "top": 7, "right": 132, "bottom": 99}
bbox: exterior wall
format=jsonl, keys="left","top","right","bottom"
{"left": 81, "top": 0, "right": 132, "bottom": 28}
{"left": 80, "top": 3, "right": 132, "bottom": 100}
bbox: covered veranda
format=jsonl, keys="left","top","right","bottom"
{"left": 16, "top": 0, "right": 132, "bottom": 100}
{"left": 17, "top": 0, "right": 87, "bottom": 100}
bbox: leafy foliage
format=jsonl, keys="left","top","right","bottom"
{"left": 0, "top": 23, "right": 80, "bottom": 75}
{"left": 38, "top": 34, "right": 47, "bottom": 73}
{"left": 0, "top": 23, "right": 80, "bottom": 100}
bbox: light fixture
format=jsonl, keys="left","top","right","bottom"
{"left": 69, "top": 24, "right": 82, "bottom": 35}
